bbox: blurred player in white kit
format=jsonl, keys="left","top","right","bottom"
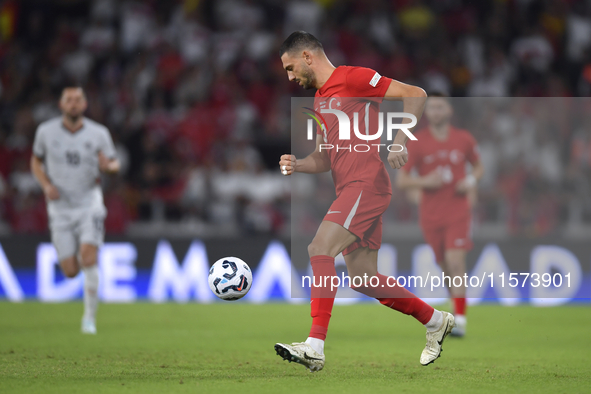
{"left": 31, "top": 87, "right": 120, "bottom": 334}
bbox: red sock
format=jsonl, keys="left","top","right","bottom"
{"left": 309, "top": 255, "right": 337, "bottom": 340}
{"left": 453, "top": 297, "right": 466, "bottom": 316}
{"left": 352, "top": 273, "right": 434, "bottom": 325}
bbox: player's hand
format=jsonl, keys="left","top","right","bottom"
{"left": 455, "top": 175, "right": 477, "bottom": 194}
{"left": 421, "top": 170, "right": 444, "bottom": 189}
{"left": 98, "top": 151, "right": 120, "bottom": 173}
{"left": 43, "top": 184, "right": 60, "bottom": 200}
{"left": 279, "top": 154, "right": 296, "bottom": 176}
{"left": 387, "top": 146, "right": 408, "bottom": 169}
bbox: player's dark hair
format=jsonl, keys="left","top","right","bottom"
{"left": 60, "top": 85, "right": 86, "bottom": 98}
{"left": 428, "top": 91, "right": 451, "bottom": 104}
{"left": 279, "top": 31, "right": 324, "bottom": 57}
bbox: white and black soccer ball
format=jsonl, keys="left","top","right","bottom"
{"left": 208, "top": 257, "right": 252, "bottom": 301}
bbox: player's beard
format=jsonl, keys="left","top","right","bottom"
{"left": 64, "top": 112, "right": 82, "bottom": 124}
{"left": 299, "top": 66, "right": 316, "bottom": 90}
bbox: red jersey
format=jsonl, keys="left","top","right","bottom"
{"left": 403, "top": 126, "right": 480, "bottom": 227}
{"left": 314, "top": 66, "right": 393, "bottom": 196}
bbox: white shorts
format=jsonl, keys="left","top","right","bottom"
{"left": 48, "top": 204, "right": 106, "bottom": 261}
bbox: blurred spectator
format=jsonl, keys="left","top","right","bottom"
{"left": 1, "top": 0, "right": 591, "bottom": 238}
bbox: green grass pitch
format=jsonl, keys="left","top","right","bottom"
{"left": 0, "top": 302, "right": 589, "bottom": 393}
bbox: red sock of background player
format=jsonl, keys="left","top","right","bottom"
{"left": 453, "top": 297, "right": 466, "bottom": 316}
{"left": 306, "top": 255, "right": 337, "bottom": 355}
{"left": 352, "top": 273, "right": 444, "bottom": 331}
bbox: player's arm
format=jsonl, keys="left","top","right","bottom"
{"left": 455, "top": 160, "right": 484, "bottom": 194}
{"left": 383, "top": 80, "right": 427, "bottom": 169}
{"left": 279, "top": 134, "right": 330, "bottom": 175}
{"left": 396, "top": 168, "right": 443, "bottom": 190}
{"left": 98, "top": 151, "right": 120, "bottom": 174}
{"left": 30, "top": 155, "right": 60, "bottom": 200}
{"left": 98, "top": 127, "right": 120, "bottom": 174}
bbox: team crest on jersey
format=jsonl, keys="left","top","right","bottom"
{"left": 317, "top": 96, "right": 342, "bottom": 110}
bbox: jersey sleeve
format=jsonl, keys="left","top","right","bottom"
{"left": 99, "top": 127, "right": 117, "bottom": 159}
{"left": 32, "top": 127, "right": 46, "bottom": 159}
{"left": 465, "top": 133, "right": 480, "bottom": 165}
{"left": 346, "top": 67, "right": 393, "bottom": 98}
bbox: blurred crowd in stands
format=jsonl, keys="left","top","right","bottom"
{"left": 0, "top": 0, "right": 590, "bottom": 238}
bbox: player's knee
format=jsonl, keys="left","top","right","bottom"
{"left": 307, "top": 242, "right": 318, "bottom": 257}
{"left": 79, "top": 246, "right": 97, "bottom": 268}
{"left": 61, "top": 259, "right": 79, "bottom": 278}
{"left": 80, "top": 254, "right": 96, "bottom": 268}
{"left": 63, "top": 268, "right": 78, "bottom": 278}
{"left": 446, "top": 259, "right": 462, "bottom": 271}
{"left": 308, "top": 240, "right": 330, "bottom": 258}
{"left": 445, "top": 250, "right": 465, "bottom": 271}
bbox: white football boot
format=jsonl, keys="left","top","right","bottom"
{"left": 420, "top": 311, "right": 455, "bottom": 366}
{"left": 274, "top": 342, "right": 325, "bottom": 372}
{"left": 81, "top": 318, "right": 97, "bottom": 334}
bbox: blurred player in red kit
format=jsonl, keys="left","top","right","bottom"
{"left": 397, "top": 93, "right": 484, "bottom": 337}
{"left": 275, "top": 31, "right": 455, "bottom": 372}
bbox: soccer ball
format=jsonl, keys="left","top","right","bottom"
{"left": 208, "top": 257, "right": 252, "bottom": 301}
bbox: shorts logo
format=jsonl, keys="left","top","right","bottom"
{"left": 455, "top": 239, "right": 465, "bottom": 246}
{"left": 369, "top": 72, "right": 381, "bottom": 87}
{"left": 93, "top": 215, "right": 104, "bottom": 234}
{"left": 327, "top": 210, "right": 341, "bottom": 214}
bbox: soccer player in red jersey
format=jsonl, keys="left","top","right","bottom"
{"left": 275, "top": 31, "right": 455, "bottom": 372}
{"left": 397, "top": 93, "right": 484, "bottom": 337}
